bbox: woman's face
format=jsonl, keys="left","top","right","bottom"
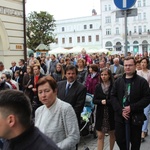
{"left": 1, "top": 74, "right": 6, "bottom": 81}
{"left": 27, "top": 67, "right": 31, "bottom": 73}
{"left": 101, "top": 70, "right": 110, "bottom": 82}
{"left": 38, "top": 82, "right": 57, "bottom": 108}
{"left": 140, "top": 59, "right": 147, "bottom": 69}
{"left": 56, "top": 65, "right": 61, "bottom": 72}
{"left": 136, "top": 63, "right": 141, "bottom": 70}
{"left": 77, "top": 60, "right": 84, "bottom": 67}
{"left": 89, "top": 67, "right": 93, "bottom": 73}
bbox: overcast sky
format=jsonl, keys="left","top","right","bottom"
{"left": 26, "top": 0, "right": 100, "bottom": 20}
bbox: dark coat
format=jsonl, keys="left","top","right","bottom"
{"left": 30, "top": 73, "right": 45, "bottom": 103}
{"left": 0, "top": 80, "right": 9, "bottom": 90}
{"left": 111, "top": 72, "right": 150, "bottom": 124}
{"left": 85, "top": 73, "right": 99, "bottom": 94}
{"left": 57, "top": 80, "right": 87, "bottom": 125}
{"left": 10, "top": 66, "right": 20, "bottom": 80}
{"left": 77, "top": 69, "right": 87, "bottom": 85}
{"left": 93, "top": 83, "right": 115, "bottom": 131}
{"left": 41, "top": 63, "right": 47, "bottom": 74}
{"left": 52, "top": 71, "right": 66, "bottom": 82}
{"left": 23, "top": 74, "right": 33, "bottom": 101}
{"left": 3, "top": 125, "right": 60, "bottom": 150}
{"left": 19, "top": 66, "right": 27, "bottom": 90}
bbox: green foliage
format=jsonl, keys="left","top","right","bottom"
{"left": 26, "top": 11, "right": 56, "bottom": 51}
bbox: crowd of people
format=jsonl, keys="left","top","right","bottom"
{"left": 0, "top": 48, "right": 150, "bottom": 150}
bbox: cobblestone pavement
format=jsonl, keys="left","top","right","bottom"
{"left": 78, "top": 119, "right": 150, "bottom": 150}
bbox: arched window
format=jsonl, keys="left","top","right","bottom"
{"left": 142, "top": 40, "right": 148, "bottom": 52}
{"left": 105, "top": 41, "right": 112, "bottom": 50}
{"left": 133, "top": 41, "right": 139, "bottom": 53}
{"left": 115, "top": 42, "right": 122, "bottom": 51}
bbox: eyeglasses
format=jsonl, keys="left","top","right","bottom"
{"left": 124, "top": 64, "right": 134, "bottom": 67}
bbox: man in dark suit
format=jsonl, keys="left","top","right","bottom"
{"left": 18, "top": 59, "right": 27, "bottom": 90}
{"left": 110, "top": 57, "right": 124, "bottom": 80}
{"left": 10, "top": 61, "right": 20, "bottom": 80}
{"left": 57, "top": 65, "right": 87, "bottom": 127}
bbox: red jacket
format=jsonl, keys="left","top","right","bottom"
{"left": 85, "top": 73, "right": 100, "bottom": 94}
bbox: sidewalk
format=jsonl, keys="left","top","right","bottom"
{"left": 78, "top": 118, "right": 150, "bottom": 150}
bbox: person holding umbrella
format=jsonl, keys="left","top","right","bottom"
{"left": 111, "top": 56, "right": 150, "bottom": 150}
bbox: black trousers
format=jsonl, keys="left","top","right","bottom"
{"left": 115, "top": 121, "right": 142, "bottom": 150}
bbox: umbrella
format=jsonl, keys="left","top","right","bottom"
{"left": 69, "top": 46, "right": 84, "bottom": 54}
{"left": 87, "top": 48, "right": 109, "bottom": 54}
{"left": 125, "top": 119, "right": 130, "bottom": 150}
{"left": 48, "top": 47, "right": 69, "bottom": 54}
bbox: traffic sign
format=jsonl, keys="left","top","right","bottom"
{"left": 116, "top": 8, "right": 137, "bottom": 18}
{"left": 114, "top": 0, "right": 136, "bottom": 10}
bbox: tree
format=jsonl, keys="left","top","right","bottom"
{"left": 26, "top": 11, "right": 56, "bottom": 51}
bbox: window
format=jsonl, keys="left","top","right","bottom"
{"left": 88, "top": 36, "right": 92, "bottom": 42}
{"left": 105, "top": 16, "right": 111, "bottom": 23}
{"left": 84, "top": 25, "right": 87, "bottom": 29}
{"left": 138, "top": 0, "right": 141, "bottom": 7}
{"left": 134, "top": 26, "right": 137, "bottom": 33}
{"left": 105, "top": 41, "right": 112, "bottom": 47}
{"left": 82, "top": 36, "right": 85, "bottom": 42}
{"left": 105, "top": 5, "right": 107, "bottom": 11}
{"left": 144, "top": 25, "right": 147, "bottom": 32}
{"left": 138, "top": 13, "right": 141, "bottom": 20}
{"left": 89, "top": 24, "right": 93, "bottom": 29}
{"left": 69, "top": 37, "right": 72, "bottom": 43}
{"left": 143, "top": 0, "right": 146, "bottom": 6}
{"left": 138, "top": 26, "right": 142, "bottom": 34}
{"left": 62, "top": 27, "right": 65, "bottom": 32}
{"left": 77, "top": 37, "right": 80, "bottom": 43}
{"left": 116, "top": 27, "right": 119, "bottom": 35}
{"left": 62, "top": 38, "right": 65, "bottom": 44}
{"left": 143, "top": 12, "right": 146, "bottom": 20}
{"left": 106, "top": 29, "right": 111, "bottom": 35}
{"left": 96, "top": 35, "right": 99, "bottom": 41}
{"left": 115, "top": 18, "right": 119, "bottom": 22}
{"left": 55, "top": 38, "right": 58, "bottom": 44}
{"left": 108, "top": 5, "right": 111, "bottom": 11}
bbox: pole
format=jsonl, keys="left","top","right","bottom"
{"left": 23, "top": 0, "right": 27, "bottom": 62}
{"left": 124, "top": 10, "right": 128, "bottom": 57}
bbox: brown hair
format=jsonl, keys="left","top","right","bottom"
{"left": 33, "top": 64, "right": 40, "bottom": 70}
{"left": 36, "top": 75, "right": 57, "bottom": 92}
{"left": 124, "top": 56, "right": 136, "bottom": 65}
{"left": 89, "top": 64, "right": 99, "bottom": 72}
{"left": 26, "top": 65, "right": 33, "bottom": 75}
{"left": 77, "top": 58, "right": 86, "bottom": 67}
{"left": 56, "top": 63, "right": 65, "bottom": 79}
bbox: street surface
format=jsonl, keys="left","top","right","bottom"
{"left": 78, "top": 116, "right": 150, "bottom": 150}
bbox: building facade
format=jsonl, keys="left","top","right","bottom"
{"left": 101, "top": 0, "right": 150, "bottom": 54}
{"left": 51, "top": 0, "right": 150, "bottom": 55}
{"left": 0, "top": 0, "right": 25, "bottom": 68}
{"left": 50, "top": 15, "right": 102, "bottom": 51}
